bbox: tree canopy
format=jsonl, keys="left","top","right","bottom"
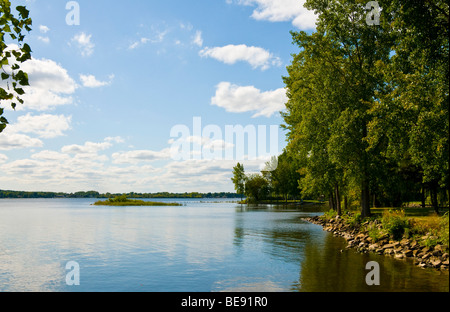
{"left": 279, "top": 0, "right": 448, "bottom": 215}
{"left": 0, "top": 0, "right": 32, "bottom": 132}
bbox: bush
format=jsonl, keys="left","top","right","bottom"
{"left": 343, "top": 212, "right": 361, "bottom": 229}
{"left": 439, "top": 212, "right": 449, "bottom": 247}
{"left": 381, "top": 209, "right": 410, "bottom": 241}
{"left": 366, "top": 222, "right": 386, "bottom": 242}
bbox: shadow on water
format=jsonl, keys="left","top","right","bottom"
{"left": 232, "top": 203, "right": 449, "bottom": 292}
{"left": 295, "top": 227, "right": 449, "bottom": 292}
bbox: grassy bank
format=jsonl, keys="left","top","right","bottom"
{"left": 320, "top": 208, "right": 449, "bottom": 250}
{"left": 93, "top": 195, "right": 182, "bottom": 207}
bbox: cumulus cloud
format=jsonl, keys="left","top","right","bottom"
{"left": 71, "top": 32, "right": 95, "bottom": 57}
{"left": 211, "top": 82, "right": 287, "bottom": 118}
{"left": 112, "top": 148, "right": 171, "bottom": 164}
{"left": 199, "top": 44, "right": 281, "bottom": 70}
{"left": 61, "top": 141, "right": 113, "bottom": 155}
{"left": 229, "top": 0, "right": 317, "bottom": 30}
{"left": 13, "top": 113, "right": 72, "bottom": 139}
{"left": 80, "top": 74, "right": 114, "bottom": 88}
{"left": 0, "top": 131, "right": 43, "bottom": 151}
{"left": 12, "top": 58, "right": 78, "bottom": 111}
{"left": 0, "top": 153, "right": 8, "bottom": 163}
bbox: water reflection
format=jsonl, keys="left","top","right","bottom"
{"left": 297, "top": 225, "right": 449, "bottom": 292}
{"left": 0, "top": 199, "right": 448, "bottom": 292}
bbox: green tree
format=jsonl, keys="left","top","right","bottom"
{"left": 0, "top": 0, "right": 32, "bottom": 132}
{"left": 283, "top": 0, "right": 395, "bottom": 218}
{"left": 271, "top": 151, "right": 301, "bottom": 203}
{"left": 231, "top": 163, "right": 246, "bottom": 201}
{"left": 245, "top": 173, "right": 269, "bottom": 203}
{"left": 366, "top": 0, "right": 449, "bottom": 212}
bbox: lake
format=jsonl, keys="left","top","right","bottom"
{"left": 0, "top": 198, "right": 448, "bottom": 292}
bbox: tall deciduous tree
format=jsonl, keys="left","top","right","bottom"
{"left": 284, "top": 0, "right": 394, "bottom": 218}
{"left": 0, "top": 1, "right": 32, "bottom": 132}
{"left": 231, "top": 163, "right": 246, "bottom": 201}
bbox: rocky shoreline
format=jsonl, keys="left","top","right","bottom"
{"left": 306, "top": 215, "right": 449, "bottom": 271}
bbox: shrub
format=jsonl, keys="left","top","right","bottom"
{"left": 343, "top": 212, "right": 361, "bottom": 229}
{"left": 321, "top": 209, "right": 338, "bottom": 221}
{"left": 381, "top": 209, "right": 410, "bottom": 241}
{"left": 439, "top": 212, "right": 449, "bottom": 247}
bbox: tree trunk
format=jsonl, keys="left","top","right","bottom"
{"left": 361, "top": 179, "right": 371, "bottom": 219}
{"left": 421, "top": 187, "right": 426, "bottom": 209}
{"left": 430, "top": 186, "right": 439, "bottom": 214}
{"left": 344, "top": 196, "right": 348, "bottom": 211}
{"left": 329, "top": 192, "right": 336, "bottom": 211}
{"left": 335, "top": 184, "right": 341, "bottom": 216}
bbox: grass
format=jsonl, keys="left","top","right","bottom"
{"left": 321, "top": 206, "right": 449, "bottom": 249}
{"left": 93, "top": 195, "right": 182, "bottom": 207}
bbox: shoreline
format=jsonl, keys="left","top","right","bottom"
{"left": 305, "top": 215, "right": 449, "bottom": 271}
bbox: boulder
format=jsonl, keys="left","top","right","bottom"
{"left": 403, "top": 249, "right": 414, "bottom": 257}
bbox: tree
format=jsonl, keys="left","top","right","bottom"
{"left": 1, "top": 1, "right": 32, "bottom": 132}
{"left": 245, "top": 174, "right": 269, "bottom": 203}
{"left": 283, "top": 0, "right": 395, "bottom": 218}
{"left": 366, "top": 0, "right": 449, "bottom": 212}
{"left": 231, "top": 163, "right": 246, "bottom": 201}
{"left": 271, "top": 151, "right": 301, "bottom": 203}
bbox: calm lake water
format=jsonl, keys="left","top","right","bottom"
{"left": 0, "top": 198, "right": 448, "bottom": 292}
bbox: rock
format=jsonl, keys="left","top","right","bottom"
{"left": 431, "top": 258, "right": 442, "bottom": 268}
{"left": 395, "top": 253, "right": 405, "bottom": 260}
{"left": 400, "top": 238, "right": 410, "bottom": 246}
{"left": 383, "top": 243, "right": 396, "bottom": 249}
{"left": 422, "top": 253, "right": 432, "bottom": 260}
{"left": 403, "top": 249, "right": 414, "bottom": 257}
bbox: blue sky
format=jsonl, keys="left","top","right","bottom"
{"left": 0, "top": 0, "right": 316, "bottom": 193}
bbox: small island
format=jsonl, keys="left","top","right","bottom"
{"left": 93, "top": 195, "right": 182, "bottom": 207}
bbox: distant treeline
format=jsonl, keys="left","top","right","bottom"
{"left": 0, "top": 190, "right": 241, "bottom": 199}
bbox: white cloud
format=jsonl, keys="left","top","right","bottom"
{"left": 192, "top": 30, "right": 203, "bottom": 47}
{"left": 62, "top": 141, "right": 112, "bottom": 155}
{"left": 211, "top": 82, "right": 287, "bottom": 118}
{"left": 37, "top": 36, "right": 50, "bottom": 44}
{"left": 0, "top": 153, "right": 8, "bottom": 163}
{"left": 230, "top": 0, "right": 317, "bottom": 30}
{"left": 39, "top": 25, "right": 50, "bottom": 33}
{"left": 199, "top": 44, "right": 281, "bottom": 70}
{"left": 80, "top": 74, "right": 114, "bottom": 88}
{"left": 128, "top": 37, "right": 151, "bottom": 50}
{"left": 1, "top": 53, "right": 77, "bottom": 112}
{"left": 31, "top": 150, "right": 70, "bottom": 161}
{"left": 15, "top": 58, "right": 77, "bottom": 111}
{"left": 112, "top": 148, "right": 171, "bottom": 164}
{"left": 0, "top": 131, "right": 43, "bottom": 151}
{"left": 105, "top": 136, "right": 125, "bottom": 144}
{"left": 71, "top": 32, "right": 95, "bottom": 57}
{"left": 13, "top": 113, "right": 72, "bottom": 139}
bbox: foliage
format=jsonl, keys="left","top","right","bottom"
{"left": 343, "top": 213, "right": 362, "bottom": 230}
{"left": 381, "top": 210, "right": 410, "bottom": 241}
{"left": 244, "top": 173, "right": 269, "bottom": 203}
{"left": 231, "top": 163, "right": 246, "bottom": 200}
{"left": 281, "top": 0, "right": 449, "bottom": 215}
{"left": 94, "top": 196, "right": 182, "bottom": 207}
{"left": 0, "top": 0, "right": 32, "bottom": 132}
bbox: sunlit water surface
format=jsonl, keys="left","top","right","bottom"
{"left": 0, "top": 198, "right": 448, "bottom": 292}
